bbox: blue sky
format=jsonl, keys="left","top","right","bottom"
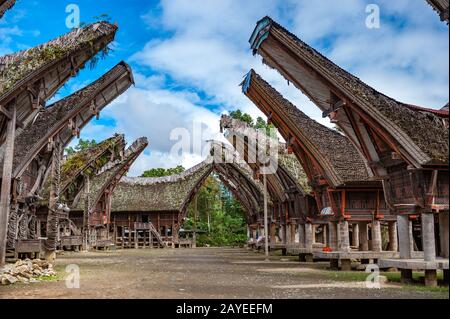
{"left": 1, "top": 0, "right": 448, "bottom": 176}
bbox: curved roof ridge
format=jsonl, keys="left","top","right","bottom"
{"left": 249, "top": 17, "right": 448, "bottom": 165}
{"left": 0, "top": 21, "right": 117, "bottom": 97}
{"left": 121, "top": 160, "right": 212, "bottom": 186}
{"left": 244, "top": 70, "right": 370, "bottom": 186}
{"left": 0, "top": 0, "right": 15, "bottom": 19}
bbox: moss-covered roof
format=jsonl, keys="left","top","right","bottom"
{"left": 73, "top": 137, "right": 148, "bottom": 212}
{"left": 111, "top": 142, "right": 268, "bottom": 215}
{"left": 0, "top": 0, "right": 15, "bottom": 19}
{"left": 61, "top": 134, "right": 125, "bottom": 190}
{"left": 249, "top": 17, "right": 449, "bottom": 165}
{"left": 3, "top": 62, "right": 132, "bottom": 178}
{"left": 111, "top": 161, "right": 212, "bottom": 213}
{"left": 0, "top": 21, "right": 117, "bottom": 98}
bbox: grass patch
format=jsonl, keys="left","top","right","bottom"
{"left": 322, "top": 270, "right": 449, "bottom": 294}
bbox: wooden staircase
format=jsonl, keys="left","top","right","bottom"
{"left": 149, "top": 223, "right": 165, "bottom": 248}
{"left": 68, "top": 219, "right": 81, "bottom": 236}
{"left": 115, "top": 222, "right": 166, "bottom": 249}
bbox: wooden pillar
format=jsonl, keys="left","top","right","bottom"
{"left": 285, "top": 222, "right": 291, "bottom": 244}
{"left": 82, "top": 175, "right": 90, "bottom": 251}
{"left": 304, "top": 223, "right": 313, "bottom": 250}
{"left": 358, "top": 222, "right": 369, "bottom": 251}
{"left": 134, "top": 229, "right": 138, "bottom": 249}
{"left": 328, "top": 222, "right": 338, "bottom": 251}
{"left": 339, "top": 220, "right": 350, "bottom": 252}
{"left": 36, "top": 219, "right": 41, "bottom": 238}
{"left": 0, "top": 106, "right": 16, "bottom": 266}
{"left": 280, "top": 224, "right": 285, "bottom": 244}
{"left": 371, "top": 220, "right": 382, "bottom": 252}
{"left": 352, "top": 223, "right": 359, "bottom": 248}
{"left": 290, "top": 222, "right": 296, "bottom": 244}
{"left": 192, "top": 195, "right": 198, "bottom": 248}
{"left": 270, "top": 222, "right": 276, "bottom": 244}
{"left": 45, "top": 143, "right": 61, "bottom": 262}
{"left": 311, "top": 224, "right": 316, "bottom": 244}
{"left": 322, "top": 225, "right": 327, "bottom": 245}
{"left": 397, "top": 215, "right": 413, "bottom": 259}
{"left": 298, "top": 223, "right": 305, "bottom": 248}
{"left": 388, "top": 221, "right": 398, "bottom": 252}
{"left": 422, "top": 213, "right": 436, "bottom": 262}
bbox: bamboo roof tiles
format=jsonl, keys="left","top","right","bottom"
{"left": 111, "top": 142, "right": 267, "bottom": 216}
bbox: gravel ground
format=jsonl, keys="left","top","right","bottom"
{"left": 0, "top": 247, "right": 448, "bottom": 299}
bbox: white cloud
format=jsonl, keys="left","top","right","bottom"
{"left": 0, "top": 26, "right": 22, "bottom": 55}
{"left": 78, "top": 0, "right": 449, "bottom": 176}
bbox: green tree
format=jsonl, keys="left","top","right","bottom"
{"left": 230, "top": 110, "right": 254, "bottom": 127}
{"left": 65, "top": 139, "right": 97, "bottom": 155}
{"left": 185, "top": 174, "right": 247, "bottom": 247}
{"left": 230, "top": 110, "right": 277, "bottom": 139}
{"left": 141, "top": 165, "right": 185, "bottom": 178}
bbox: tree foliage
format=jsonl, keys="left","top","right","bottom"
{"left": 230, "top": 109, "right": 277, "bottom": 138}
{"left": 184, "top": 175, "right": 248, "bottom": 247}
{"left": 141, "top": 165, "right": 185, "bottom": 178}
{"left": 65, "top": 139, "right": 97, "bottom": 155}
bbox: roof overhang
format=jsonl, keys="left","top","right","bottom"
{"left": 241, "top": 70, "right": 347, "bottom": 188}
{"left": 0, "top": 0, "right": 15, "bottom": 19}
{"left": 426, "top": 0, "right": 450, "bottom": 23}
{"left": 83, "top": 137, "right": 149, "bottom": 213}
{"left": 220, "top": 115, "right": 309, "bottom": 200}
{"left": 0, "top": 22, "right": 118, "bottom": 143}
{"left": 249, "top": 17, "right": 443, "bottom": 172}
{"left": 8, "top": 61, "right": 133, "bottom": 179}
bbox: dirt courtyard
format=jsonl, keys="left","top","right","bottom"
{"left": 0, "top": 247, "right": 448, "bottom": 299}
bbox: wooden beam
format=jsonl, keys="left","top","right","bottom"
{"left": 0, "top": 105, "right": 12, "bottom": 120}
{"left": 0, "top": 106, "right": 16, "bottom": 266}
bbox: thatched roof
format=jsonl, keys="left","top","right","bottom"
{"left": 60, "top": 134, "right": 125, "bottom": 195}
{"left": 73, "top": 137, "right": 148, "bottom": 212}
{"left": 426, "top": 0, "right": 449, "bottom": 23}
{"left": 0, "top": 0, "right": 15, "bottom": 18}
{"left": 111, "top": 161, "right": 213, "bottom": 213}
{"left": 242, "top": 70, "right": 370, "bottom": 188}
{"left": 0, "top": 61, "right": 133, "bottom": 178}
{"left": 220, "top": 114, "right": 312, "bottom": 195}
{"left": 111, "top": 142, "right": 267, "bottom": 218}
{"left": 38, "top": 134, "right": 126, "bottom": 206}
{"left": 278, "top": 153, "right": 311, "bottom": 194}
{"left": 0, "top": 21, "right": 117, "bottom": 142}
{"left": 210, "top": 141, "right": 267, "bottom": 213}
{"left": 249, "top": 17, "right": 449, "bottom": 167}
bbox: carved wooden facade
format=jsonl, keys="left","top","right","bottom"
{"left": 0, "top": 21, "right": 119, "bottom": 263}
{"left": 247, "top": 17, "right": 448, "bottom": 265}
{"left": 242, "top": 70, "right": 396, "bottom": 226}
